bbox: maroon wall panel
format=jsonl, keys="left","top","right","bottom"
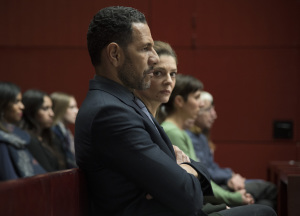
{"left": 194, "top": 49, "right": 299, "bottom": 141}
{"left": 213, "top": 142, "right": 298, "bottom": 180}
{"left": 0, "top": 0, "right": 151, "bottom": 105}
{"left": 0, "top": 0, "right": 299, "bottom": 180}
{"left": 195, "top": 0, "right": 300, "bottom": 46}
{"left": 0, "top": 0, "right": 151, "bottom": 47}
{"left": 150, "top": 0, "right": 196, "bottom": 47}
{"left": 0, "top": 47, "right": 93, "bottom": 105}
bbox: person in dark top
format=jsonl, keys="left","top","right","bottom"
{"left": 186, "top": 91, "right": 277, "bottom": 210}
{"left": 21, "top": 89, "right": 67, "bottom": 172}
{"left": 0, "top": 82, "right": 45, "bottom": 181}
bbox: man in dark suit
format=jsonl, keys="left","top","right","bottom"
{"left": 75, "top": 6, "right": 277, "bottom": 216}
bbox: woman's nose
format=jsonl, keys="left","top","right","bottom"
{"left": 164, "top": 74, "right": 173, "bottom": 84}
{"left": 19, "top": 102, "right": 25, "bottom": 110}
{"left": 49, "top": 109, "right": 54, "bottom": 117}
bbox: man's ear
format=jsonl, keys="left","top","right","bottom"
{"left": 174, "top": 95, "right": 184, "bottom": 108}
{"left": 106, "top": 42, "right": 123, "bottom": 67}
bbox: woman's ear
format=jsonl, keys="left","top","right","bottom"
{"left": 106, "top": 43, "right": 123, "bottom": 67}
{"left": 174, "top": 95, "right": 184, "bottom": 108}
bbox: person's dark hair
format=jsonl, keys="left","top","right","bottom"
{"left": 0, "top": 82, "right": 21, "bottom": 131}
{"left": 164, "top": 74, "right": 203, "bottom": 115}
{"left": 21, "top": 89, "right": 55, "bottom": 147}
{"left": 87, "top": 6, "right": 147, "bottom": 67}
{"left": 154, "top": 41, "right": 178, "bottom": 64}
{"left": 21, "top": 89, "right": 47, "bottom": 134}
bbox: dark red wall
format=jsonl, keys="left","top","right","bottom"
{"left": 1, "top": 0, "right": 299, "bottom": 180}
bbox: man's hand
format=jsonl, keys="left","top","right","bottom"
{"left": 180, "top": 164, "right": 199, "bottom": 179}
{"left": 227, "top": 173, "right": 246, "bottom": 191}
{"left": 146, "top": 146, "right": 195, "bottom": 200}
{"left": 173, "top": 145, "right": 190, "bottom": 164}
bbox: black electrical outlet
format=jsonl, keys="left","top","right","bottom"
{"left": 273, "top": 120, "right": 293, "bottom": 139}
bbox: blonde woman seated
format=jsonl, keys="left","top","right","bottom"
{"left": 51, "top": 92, "right": 78, "bottom": 168}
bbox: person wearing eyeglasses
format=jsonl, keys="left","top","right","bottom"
{"left": 186, "top": 91, "right": 277, "bottom": 210}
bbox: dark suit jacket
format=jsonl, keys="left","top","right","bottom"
{"left": 75, "top": 76, "right": 213, "bottom": 216}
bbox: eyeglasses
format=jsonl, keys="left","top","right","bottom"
{"left": 200, "top": 105, "right": 214, "bottom": 113}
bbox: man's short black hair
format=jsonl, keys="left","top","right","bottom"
{"left": 87, "top": 6, "right": 147, "bottom": 67}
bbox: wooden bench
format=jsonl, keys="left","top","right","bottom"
{"left": 267, "top": 161, "right": 300, "bottom": 216}
{"left": 0, "top": 168, "right": 89, "bottom": 216}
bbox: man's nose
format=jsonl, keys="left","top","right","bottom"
{"left": 211, "top": 107, "right": 217, "bottom": 119}
{"left": 149, "top": 48, "right": 159, "bottom": 66}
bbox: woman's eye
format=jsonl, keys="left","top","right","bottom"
{"left": 153, "top": 71, "right": 162, "bottom": 76}
{"left": 41, "top": 106, "right": 51, "bottom": 111}
{"left": 170, "top": 72, "right": 177, "bottom": 77}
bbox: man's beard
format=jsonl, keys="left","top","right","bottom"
{"left": 117, "top": 55, "right": 152, "bottom": 90}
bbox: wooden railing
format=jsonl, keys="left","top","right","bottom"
{"left": 267, "top": 161, "right": 300, "bottom": 216}
{"left": 0, "top": 168, "right": 89, "bottom": 216}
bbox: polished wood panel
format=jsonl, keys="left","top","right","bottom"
{"left": 0, "top": 168, "right": 88, "bottom": 216}
{"left": 268, "top": 161, "right": 300, "bottom": 216}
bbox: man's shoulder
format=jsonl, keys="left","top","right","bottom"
{"left": 89, "top": 76, "right": 133, "bottom": 101}
{"left": 78, "top": 77, "right": 132, "bottom": 106}
{"left": 77, "top": 79, "right": 141, "bottom": 123}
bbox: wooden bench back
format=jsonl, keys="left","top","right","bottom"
{"left": 0, "top": 168, "right": 89, "bottom": 216}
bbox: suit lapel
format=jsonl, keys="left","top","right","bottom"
{"left": 90, "top": 76, "right": 176, "bottom": 160}
{"left": 152, "top": 117, "right": 176, "bottom": 160}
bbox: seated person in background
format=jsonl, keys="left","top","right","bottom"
{"left": 0, "top": 82, "right": 45, "bottom": 181}
{"left": 21, "top": 89, "right": 67, "bottom": 172}
{"left": 157, "top": 74, "right": 254, "bottom": 207}
{"left": 186, "top": 91, "right": 277, "bottom": 210}
{"left": 51, "top": 92, "right": 78, "bottom": 168}
{"left": 160, "top": 74, "right": 203, "bottom": 162}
